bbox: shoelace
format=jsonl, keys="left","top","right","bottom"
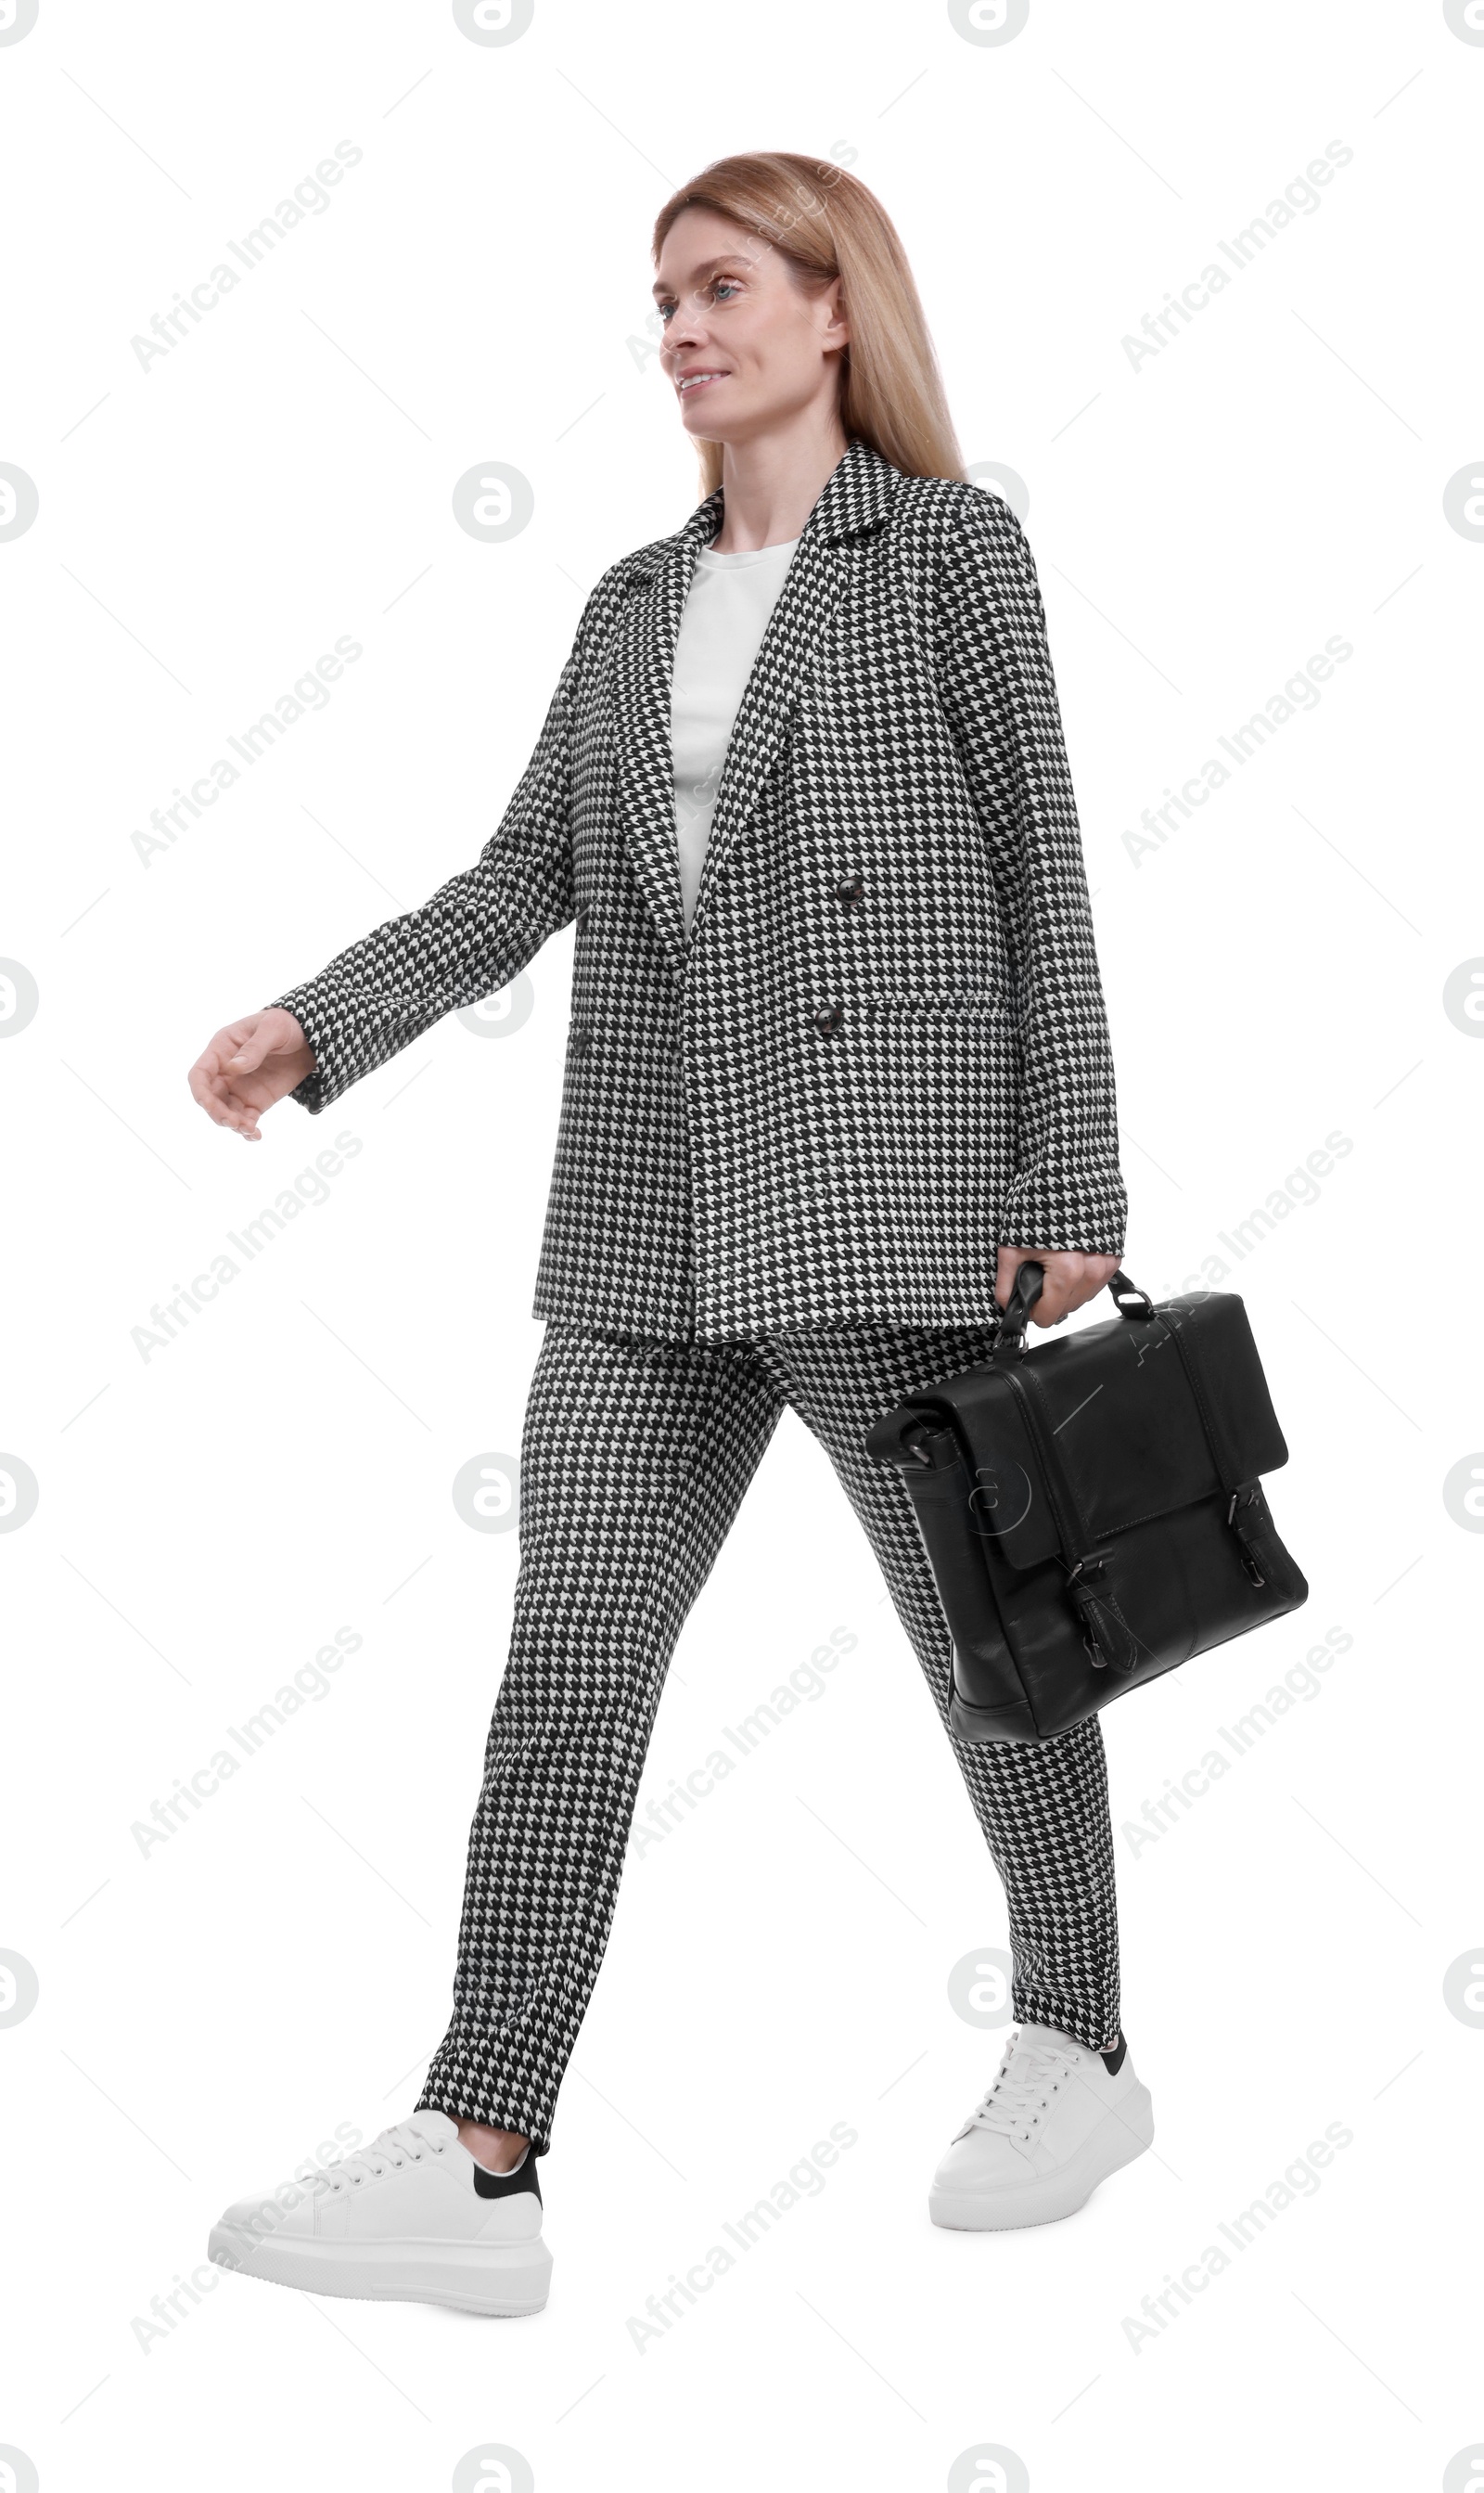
{"left": 309, "top": 2114, "right": 448, "bottom": 2195}
{"left": 961, "top": 2032, "right": 1080, "bottom": 2144}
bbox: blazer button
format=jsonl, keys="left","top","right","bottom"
{"left": 814, "top": 1001, "right": 845, "bottom": 1037}
{"left": 835, "top": 872, "right": 865, "bottom": 910}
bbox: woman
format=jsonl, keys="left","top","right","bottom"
{"left": 189, "top": 152, "right": 1152, "bottom": 2318}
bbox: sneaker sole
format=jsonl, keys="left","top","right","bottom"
{"left": 928, "top": 2082, "right": 1156, "bottom": 2231}
{"left": 207, "top": 2223, "right": 552, "bottom": 2316}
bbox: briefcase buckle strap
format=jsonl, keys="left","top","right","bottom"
{"left": 1226, "top": 1484, "right": 1269, "bottom": 1588}
{"left": 997, "top": 1357, "right": 1144, "bottom": 1677}
{"left": 1062, "top": 1553, "right": 1143, "bottom": 1676}
{"left": 1065, "top": 1556, "right": 1112, "bottom": 1670}
{"left": 1158, "top": 1309, "right": 1275, "bottom": 1590}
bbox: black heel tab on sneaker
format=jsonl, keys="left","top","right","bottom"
{"left": 472, "top": 2149, "right": 542, "bottom": 2204}
{"left": 1100, "top": 2035, "right": 1128, "bottom": 2075}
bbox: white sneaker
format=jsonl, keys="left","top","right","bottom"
{"left": 207, "top": 2110, "right": 551, "bottom": 2316}
{"left": 929, "top": 2024, "right": 1154, "bottom": 2230}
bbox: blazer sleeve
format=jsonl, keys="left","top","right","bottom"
{"left": 263, "top": 636, "right": 582, "bottom": 1117}
{"left": 933, "top": 488, "right": 1129, "bottom": 1257}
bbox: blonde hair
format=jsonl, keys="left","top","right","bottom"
{"left": 651, "top": 152, "right": 966, "bottom": 495}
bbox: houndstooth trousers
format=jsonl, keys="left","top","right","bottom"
{"left": 417, "top": 1312, "right": 1121, "bottom": 2154}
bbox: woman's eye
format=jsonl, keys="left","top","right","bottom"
{"left": 654, "top": 277, "right": 741, "bottom": 325}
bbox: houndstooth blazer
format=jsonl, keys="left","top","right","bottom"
{"left": 266, "top": 435, "right": 1128, "bottom": 1341}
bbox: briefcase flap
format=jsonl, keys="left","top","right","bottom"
{"left": 902, "top": 1291, "right": 1288, "bottom": 1571}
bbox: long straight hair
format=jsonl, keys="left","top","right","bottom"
{"left": 650, "top": 152, "right": 966, "bottom": 495}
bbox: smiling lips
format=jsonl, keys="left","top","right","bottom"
{"left": 676, "top": 370, "right": 728, "bottom": 395}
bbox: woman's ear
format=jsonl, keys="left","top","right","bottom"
{"left": 819, "top": 276, "right": 850, "bottom": 354}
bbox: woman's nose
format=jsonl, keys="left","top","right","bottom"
{"left": 662, "top": 294, "right": 709, "bottom": 353}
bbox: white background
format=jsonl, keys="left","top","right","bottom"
{"left": 2, "top": 1, "right": 1480, "bottom": 2487}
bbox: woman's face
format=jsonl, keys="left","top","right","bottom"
{"left": 653, "top": 206, "right": 848, "bottom": 448}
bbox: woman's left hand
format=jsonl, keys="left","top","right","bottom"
{"left": 994, "top": 1245, "right": 1121, "bottom": 1328}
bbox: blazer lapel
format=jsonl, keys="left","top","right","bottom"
{"left": 613, "top": 438, "right": 902, "bottom": 975}
{"left": 692, "top": 438, "right": 901, "bottom": 938}
{"left": 611, "top": 493, "right": 722, "bottom": 982}
{"left": 689, "top": 527, "right": 851, "bottom": 940}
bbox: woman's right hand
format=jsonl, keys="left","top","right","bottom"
{"left": 187, "top": 1008, "right": 317, "bottom": 1141}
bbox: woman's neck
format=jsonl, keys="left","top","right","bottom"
{"left": 709, "top": 415, "right": 850, "bottom": 554}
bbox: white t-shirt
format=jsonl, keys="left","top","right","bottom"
{"left": 672, "top": 535, "right": 800, "bottom": 932}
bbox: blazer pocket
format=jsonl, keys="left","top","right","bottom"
{"left": 857, "top": 989, "right": 1006, "bottom": 1021}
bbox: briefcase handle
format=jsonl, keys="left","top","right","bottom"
{"left": 994, "top": 1259, "right": 1158, "bottom": 1352}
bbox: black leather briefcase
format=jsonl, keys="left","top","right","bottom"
{"left": 864, "top": 1263, "right": 1308, "bottom": 1743}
